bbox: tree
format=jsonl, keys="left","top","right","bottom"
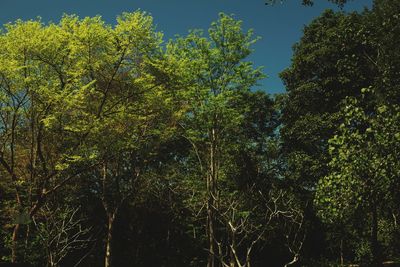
{"left": 280, "top": 9, "right": 376, "bottom": 190}
{"left": 51, "top": 12, "right": 182, "bottom": 267}
{"left": 167, "top": 13, "right": 264, "bottom": 266}
{"left": 265, "top": 0, "right": 352, "bottom": 7}
{"left": 280, "top": 1, "right": 400, "bottom": 263}
{"left": 0, "top": 17, "right": 100, "bottom": 263}
{"left": 315, "top": 88, "right": 400, "bottom": 265}
{"left": 280, "top": 0, "right": 400, "bottom": 190}
{"left": 0, "top": 11, "right": 183, "bottom": 266}
{"left": 2, "top": 2, "right": 399, "bottom": 265}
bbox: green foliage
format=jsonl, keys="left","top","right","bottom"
{"left": 314, "top": 88, "right": 400, "bottom": 264}
{"left": 265, "top": 0, "right": 352, "bottom": 7}
{"left": 355, "top": 241, "right": 373, "bottom": 266}
{"left": 1, "top": 2, "right": 400, "bottom": 266}
{"left": 166, "top": 12, "right": 266, "bottom": 201}
{"left": 315, "top": 89, "right": 400, "bottom": 223}
{"left": 280, "top": 1, "right": 400, "bottom": 264}
{"left": 280, "top": 9, "right": 376, "bottom": 189}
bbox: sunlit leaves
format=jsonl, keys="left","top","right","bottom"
{"left": 315, "top": 89, "right": 400, "bottom": 223}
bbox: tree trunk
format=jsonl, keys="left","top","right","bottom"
{"left": 246, "top": 257, "right": 250, "bottom": 267}
{"left": 11, "top": 191, "right": 23, "bottom": 263}
{"left": 371, "top": 204, "right": 380, "bottom": 266}
{"left": 340, "top": 238, "right": 344, "bottom": 266}
{"left": 11, "top": 223, "right": 20, "bottom": 263}
{"left": 207, "top": 171, "right": 216, "bottom": 267}
{"left": 105, "top": 212, "right": 116, "bottom": 267}
{"left": 207, "top": 127, "right": 218, "bottom": 267}
{"left": 24, "top": 224, "right": 30, "bottom": 260}
{"left": 207, "top": 128, "right": 218, "bottom": 267}
{"left": 207, "top": 202, "right": 215, "bottom": 267}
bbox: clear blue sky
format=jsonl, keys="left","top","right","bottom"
{"left": 0, "top": 0, "right": 372, "bottom": 94}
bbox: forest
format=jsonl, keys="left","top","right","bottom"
{"left": 0, "top": 0, "right": 399, "bottom": 266}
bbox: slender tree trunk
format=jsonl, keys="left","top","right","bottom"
{"left": 49, "top": 251, "right": 55, "bottom": 267}
{"left": 10, "top": 114, "right": 21, "bottom": 263}
{"left": 340, "top": 238, "right": 344, "bottom": 266}
{"left": 102, "top": 162, "right": 116, "bottom": 267}
{"left": 207, "top": 170, "right": 216, "bottom": 267}
{"left": 11, "top": 223, "right": 20, "bottom": 263}
{"left": 105, "top": 212, "right": 116, "bottom": 267}
{"left": 207, "top": 127, "right": 218, "bottom": 267}
{"left": 24, "top": 224, "right": 30, "bottom": 260}
{"left": 371, "top": 204, "right": 380, "bottom": 266}
{"left": 230, "top": 233, "right": 236, "bottom": 267}
{"left": 11, "top": 190, "right": 23, "bottom": 263}
{"left": 207, "top": 201, "right": 215, "bottom": 267}
{"left": 246, "top": 250, "right": 251, "bottom": 267}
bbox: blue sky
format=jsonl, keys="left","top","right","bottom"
{"left": 0, "top": 0, "right": 372, "bottom": 94}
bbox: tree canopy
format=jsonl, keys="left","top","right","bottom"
{"left": 1, "top": 1, "right": 399, "bottom": 266}
{"left": 265, "top": 0, "right": 352, "bottom": 7}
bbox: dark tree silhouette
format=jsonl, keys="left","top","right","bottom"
{"left": 265, "top": 0, "right": 351, "bottom": 7}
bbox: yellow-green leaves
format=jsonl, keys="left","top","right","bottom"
{"left": 115, "top": 11, "right": 162, "bottom": 51}
{"left": 0, "top": 11, "right": 182, "bottom": 209}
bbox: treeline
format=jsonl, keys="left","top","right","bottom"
{"left": 0, "top": 1, "right": 399, "bottom": 266}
